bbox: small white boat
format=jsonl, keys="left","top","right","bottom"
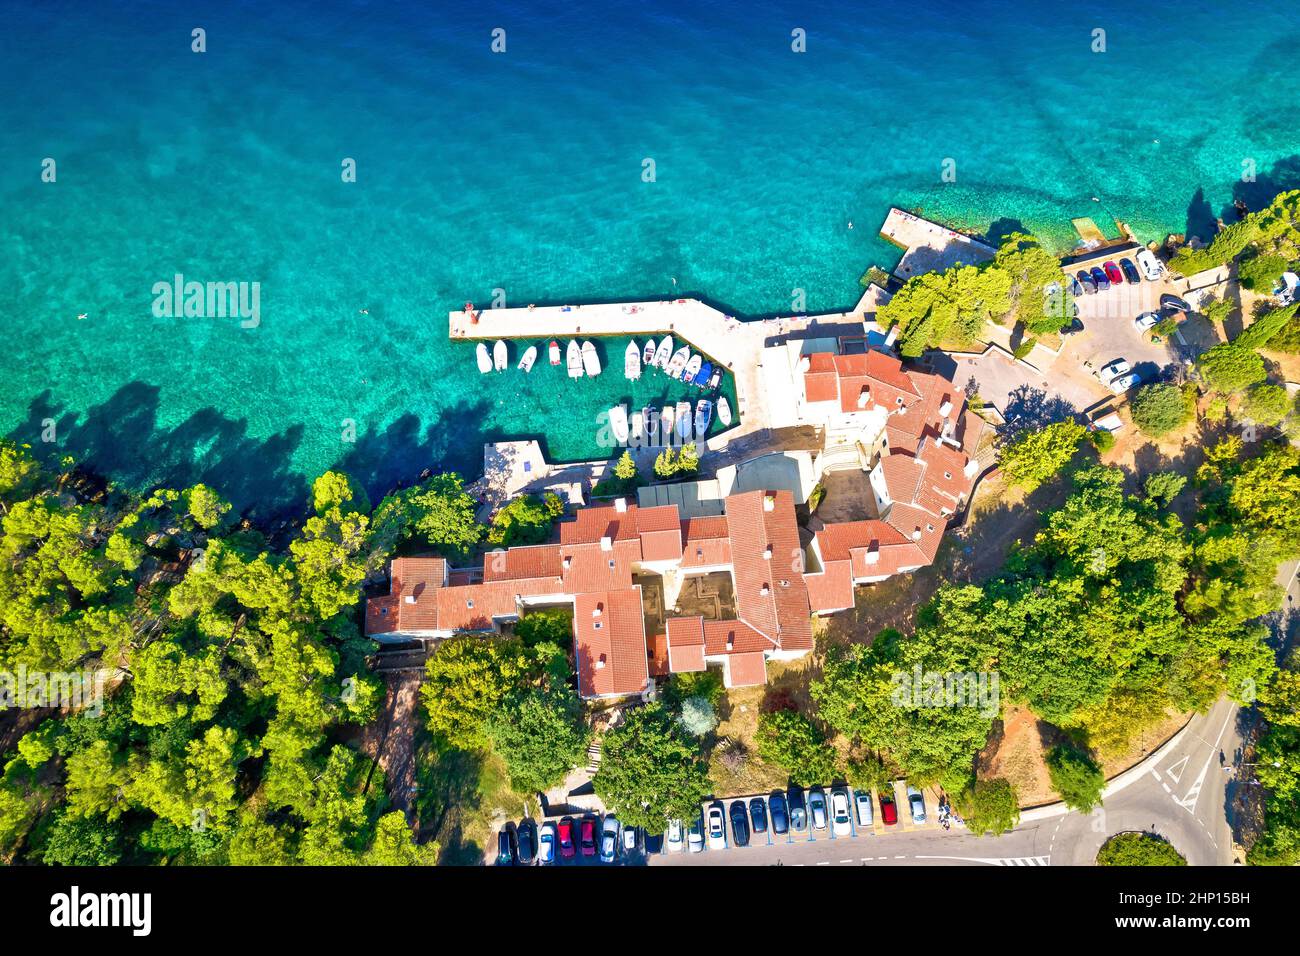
{"left": 493, "top": 340, "right": 508, "bottom": 371}
{"left": 694, "top": 399, "right": 712, "bottom": 437}
{"left": 660, "top": 404, "right": 675, "bottom": 440}
{"left": 666, "top": 346, "right": 690, "bottom": 379}
{"left": 717, "top": 396, "right": 732, "bottom": 427}
{"left": 653, "top": 336, "right": 673, "bottom": 370}
{"left": 645, "top": 406, "right": 660, "bottom": 445}
{"left": 518, "top": 345, "right": 537, "bottom": 373}
{"left": 631, "top": 410, "right": 644, "bottom": 445}
{"left": 548, "top": 340, "right": 561, "bottom": 366}
{"left": 582, "top": 340, "right": 601, "bottom": 376}
{"left": 567, "top": 340, "right": 584, "bottom": 379}
{"left": 643, "top": 339, "right": 656, "bottom": 366}
{"left": 609, "top": 404, "right": 629, "bottom": 444}
{"left": 476, "top": 342, "right": 492, "bottom": 374}
{"left": 681, "top": 353, "right": 702, "bottom": 384}
{"left": 625, "top": 340, "right": 641, "bottom": 380}
{"left": 675, "top": 401, "right": 692, "bottom": 440}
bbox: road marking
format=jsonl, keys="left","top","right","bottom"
{"left": 916, "top": 855, "right": 1050, "bottom": 866}
{"left": 1163, "top": 755, "right": 1188, "bottom": 784}
{"left": 1149, "top": 768, "right": 1162, "bottom": 783}
{"left": 1179, "top": 705, "right": 1234, "bottom": 814}
{"left": 816, "top": 861, "right": 831, "bottom": 866}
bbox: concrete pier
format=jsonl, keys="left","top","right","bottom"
{"left": 879, "top": 206, "right": 996, "bottom": 278}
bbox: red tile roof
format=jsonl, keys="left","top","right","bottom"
{"left": 574, "top": 588, "right": 650, "bottom": 697}
{"left": 804, "top": 558, "right": 855, "bottom": 613}
{"left": 665, "top": 616, "right": 707, "bottom": 673}
{"left": 724, "top": 490, "right": 813, "bottom": 653}
{"left": 364, "top": 557, "right": 447, "bottom": 634}
{"left": 724, "top": 651, "right": 769, "bottom": 688}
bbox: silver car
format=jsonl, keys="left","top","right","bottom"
{"left": 808, "top": 788, "right": 828, "bottom": 830}
{"left": 854, "top": 791, "right": 874, "bottom": 827}
{"left": 907, "top": 786, "right": 927, "bottom": 825}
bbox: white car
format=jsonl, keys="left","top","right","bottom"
{"left": 600, "top": 815, "right": 620, "bottom": 863}
{"left": 1100, "top": 359, "right": 1141, "bottom": 394}
{"left": 831, "top": 789, "right": 853, "bottom": 836}
{"left": 666, "top": 818, "right": 684, "bottom": 853}
{"left": 538, "top": 822, "right": 556, "bottom": 865}
{"left": 1134, "top": 311, "right": 1160, "bottom": 333}
{"left": 705, "top": 803, "right": 727, "bottom": 850}
{"left": 1135, "top": 249, "right": 1165, "bottom": 281}
{"left": 854, "top": 791, "right": 874, "bottom": 827}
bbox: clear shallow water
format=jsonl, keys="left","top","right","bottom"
{"left": 2, "top": 0, "right": 1297, "bottom": 514}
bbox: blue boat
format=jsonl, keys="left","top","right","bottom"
{"left": 693, "top": 361, "right": 713, "bottom": 387}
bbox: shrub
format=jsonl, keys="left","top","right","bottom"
{"left": 1130, "top": 382, "right": 1194, "bottom": 437}
{"left": 755, "top": 709, "right": 838, "bottom": 786}
{"left": 958, "top": 777, "right": 1020, "bottom": 836}
{"left": 1096, "top": 831, "right": 1187, "bottom": 866}
{"left": 1089, "top": 428, "right": 1116, "bottom": 452}
{"left": 1045, "top": 743, "right": 1105, "bottom": 812}
{"left": 678, "top": 696, "right": 718, "bottom": 737}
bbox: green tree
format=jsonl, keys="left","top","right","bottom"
{"left": 1096, "top": 831, "right": 1186, "bottom": 866}
{"left": 755, "top": 708, "right": 839, "bottom": 786}
{"left": 1197, "top": 343, "right": 1266, "bottom": 394}
{"left": 1130, "top": 382, "right": 1193, "bottom": 437}
{"left": 487, "top": 493, "right": 563, "bottom": 548}
{"left": 420, "top": 635, "right": 530, "bottom": 749}
{"left": 1045, "top": 743, "right": 1105, "bottom": 812}
{"left": 592, "top": 704, "right": 711, "bottom": 831}
{"left": 998, "top": 420, "right": 1087, "bottom": 491}
{"left": 368, "top": 473, "right": 483, "bottom": 567}
{"left": 1242, "top": 384, "right": 1291, "bottom": 426}
{"left": 1237, "top": 252, "right": 1288, "bottom": 292}
{"left": 678, "top": 696, "right": 718, "bottom": 737}
{"left": 958, "top": 777, "right": 1020, "bottom": 836}
{"left": 488, "top": 688, "right": 590, "bottom": 794}
{"left": 182, "top": 483, "right": 232, "bottom": 530}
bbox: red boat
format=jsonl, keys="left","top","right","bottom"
{"left": 548, "top": 341, "right": 561, "bottom": 365}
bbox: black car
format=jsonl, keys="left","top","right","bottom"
{"left": 749, "top": 797, "right": 768, "bottom": 835}
{"left": 497, "top": 824, "right": 517, "bottom": 865}
{"left": 1060, "top": 317, "right": 1084, "bottom": 335}
{"left": 1089, "top": 266, "right": 1110, "bottom": 291}
{"left": 729, "top": 800, "right": 750, "bottom": 847}
{"left": 1075, "top": 270, "right": 1096, "bottom": 295}
{"left": 644, "top": 831, "right": 664, "bottom": 855}
{"left": 768, "top": 791, "right": 789, "bottom": 834}
{"left": 516, "top": 819, "right": 536, "bottom": 865}
{"left": 1120, "top": 257, "right": 1141, "bottom": 284}
{"left": 787, "top": 786, "right": 808, "bottom": 831}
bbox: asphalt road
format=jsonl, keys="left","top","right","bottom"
{"left": 652, "top": 561, "right": 1300, "bottom": 869}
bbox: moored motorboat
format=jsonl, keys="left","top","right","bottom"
{"left": 476, "top": 343, "right": 492, "bottom": 374}
{"left": 666, "top": 346, "right": 690, "bottom": 379}
{"left": 625, "top": 340, "right": 641, "bottom": 380}
{"left": 675, "top": 401, "right": 692, "bottom": 440}
{"left": 566, "top": 340, "right": 583, "bottom": 379}
{"left": 653, "top": 336, "right": 674, "bottom": 370}
{"left": 717, "top": 396, "right": 732, "bottom": 426}
{"left": 680, "top": 353, "right": 702, "bottom": 384}
{"left": 582, "top": 340, "right": 601, "bottom": 376}
{"left": 693, "top": 360, "right": 713, "bottom": 387}
{"left": 694, "top": 399, "right": 712, "bottom": 437}
{"left": 609, "top": 404, "right": 629, "bottom": 444}
{"left": 660, "top": 404, "right": 675, "bottom": 439}
{"left": 549, "top": 340, "right": 561, "bottom": 365}
{"left": 518, "top": 345, "right": 537, "bottom": 373}
{"left": 644, "top": 406, "right": 659, "bottom": 445}
{"left": 643, "top": 338, "right": 656, "bottom": 366}
{"left": 707, "top": 367, "right": 723, "bottom": 390}
{"left": 493, "top": 340, "right": 508, "bottom": 371}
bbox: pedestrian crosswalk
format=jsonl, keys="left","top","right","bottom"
{"left": 995, "top": 856, "right": 1051, "bottom": 866}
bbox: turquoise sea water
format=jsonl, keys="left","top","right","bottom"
{"left": 2, "top": 0, "right": 1298, "bottom": 514}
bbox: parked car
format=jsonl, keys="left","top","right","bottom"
{"left": 879, "top": 794, "right": 898, "bottom": 826}
{"left": 787, "top": 787, "right": 807, "bottom": 832}
{"left": 517, "top": 819, "right": 537, "bottom": 865}
{"left": 497, "top": 826, "right": 516, "bottom": 866}
{"left": 1120, "top": 257, "right": 1141, "bottom": 283}
{"left": 600, "top": 815, "right": 620, "bottom": 863}
{"left": 1100, "top": 358, "right": 1140, "bottom": 394}
{"left": 809, "top": 787, "right": 828, "bottom": 831}
{"left": 1103, "top": 260, "right": 1124, "bottom": 285}
{"left": 706, "top": 802, "right": 726, "bottom": 850}
{"left": 854, "top": 791, "right": 874, "bottom": 828}
{"left": 538, "top": 821, "right": 556, "bottom": 865}
{"left": 689, "top": 811, "right": 705, "bottom": 853}
{"left": 558, "top": 817, "right": 576, "bottom": 860}
{"left": 729, "top": 800, "right": 750, "bottom": 847}
{"left": 666, "top": 818, "right": 684, "bottom": 853}
{"left": 622, "top": 825, "right": 641, "bottom": 855}
{"left": 1068, "top": 274, "right": 1085, "bottom": 297}
{"left": 1060, "top": 317, "right": 1084, "bottom": 335}
{"left": 644, "top": 831, "right": 664, "bottom": 855}
{"left": 1090, "top": 266, "right": 1110, "bottom": 291}
{"left": 1160, "top": 293, "right": 1191, "bottom": 313}
{"left": 1134, "top": 311, "right": 1160, "bottom": 332}
{"left": 1274, "top": 270, "right": 1300, "bottom": 305}
{"left": 749, "top": 797, "right": 768, "bottom": 835}
{"left": 1075, "top": 270, "right": 1097, "bottom": 295}
{"left": 769, "top": 791, "right": 790, "bottom": 835}
{"left": 831, "top": 788, "right": 853, "bottom": 836}
{"left": 1135, "top": 248, "right": 1165, "bottom": 281}
{"left": 579, "top": 816, "right": 597, "bottom": 857}
{"left": 907, "top": 786, "right": 927, "bottom": 825}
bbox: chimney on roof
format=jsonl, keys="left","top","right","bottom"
{"left": 865, "top": 542, "right": 880, "bottom": 564}
{"left": 763, "top": 545, "right": 773, "bottom": 560}
{"left": 404, "top": 594, "right": 416, "bottom": 604}
{"left": 760, "top": 584, "right": 771, "bottom": 596}
{"left": 562, "top": 555, "right": 572, "bottom": 569}
{"left": 939, "top": 398, "right": 953, "bottom": 417}
{"left": 857, "top": 386, "right": 870, "bottom": 409}
{"left": 614, "top": 497, "right": 628, "bottom": 513}
{"left": 596, "top": 655, "right": 606, "bottom": 669}
{"left": 593, "top": 603, "right": 603, "bottom": 617}
{"left": 799, "top": 355, "right": 811, "bottom": 372}
{"left": 763, "top": 494, "right": 775, "bottom": 512}
{"left": 911, "top": 528, "right": 922, "bottom": 541}
{"left": 726, "top": 634, "right": 734, "bottom": 650}
{"left": 600, "top": 535, "right": 613, "bottom": 552}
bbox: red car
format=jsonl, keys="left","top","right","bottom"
{"left": 579, "top": 816, "right": 597, "bottom": 857}
{"left": 880, "top": 795, "right": 898, "bottom": 826}
{"left": 557, "top": 817, "right": 576, "bottom": 860}
{"left": 1103, "top": 261, "right": 1124, "bottom": 285}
